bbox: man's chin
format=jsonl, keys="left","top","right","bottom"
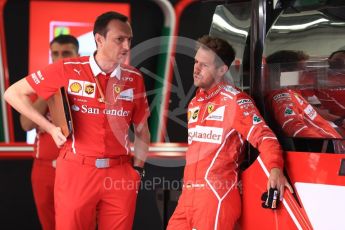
{"left": 118, "top": 56, "right": 128, "bottom": 63}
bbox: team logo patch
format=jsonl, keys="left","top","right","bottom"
{"left": 205, "top": 106, "right": 225, "bottom": 121}
{"left": 188, "top": 125, "right": 223, "bottom": 144}
{"left": 118, "top": 88, "right": 134, "bottom": 101}
{"left": 71, "top": 105, "right": 80, "bottom": 112}
{"left": 68, "top": 80, "right": 83, "bottom": 95}
{"left": 192, "top": 110, "right": 199, "bottom": 119}
{"left": 253, "top": 114, "right": 262, "bottom": 125}
{"left": 273, "top": 93, "right": 290, "bottom": 101}
{"left": 121, "top": 76, "right": 133, "bottom": 82}
{"left": 113, "top": 85, "right": 134, "bottom": 102}
{"left": 84, "top": 84, "right": 95, "bottom": 95}
{"left": 237, "top": 98, "right": 254, "bottom": 110}
{"left": 70, "top": 82, "right": 82, "bottom": 93}
{"left": 284, "top": 107, "right": 295, "bottom": 116}
{"left": 73, "top": 68, "right": 81, "bottom": 75}
{"left": 114, "top": 86, "right": 121, "bottom": 94}
{"left": 82, "top": 82, "right": 96, "bottom": 98}
{"left": 304, "top": 104, "right": 316, "bottom": 120}
{"left": 223, "top": 85, "right": 240, "bottom": 95}
{"left": 294, "top": 94, "right": 304, "bottom": 105}
{"left": 79, "top": 104, "right": 130, "bottom": 117}
{"left": 188, "top": 107, "right": 200, "bottom": 123}
{"left": 31, "top": 71, "right": 45, "bottom": 84}
{"left": 207, "top": 104, "right": 215, "bottom": 114}
{"left": 68, "top": 80, "right": 96, "bottom": 98}
{"left": 113, "top": 85, "right": 123, "bottom": 101}
{"left": 237, "top": 98, "right": 252, "bottom": 106}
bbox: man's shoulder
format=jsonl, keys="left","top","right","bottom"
{"left": 120, "top": 64, "right": 142, "bottom": 77}
{"left": 218, "top": 84, "right": 258, "bottom": 109}
{"left": 63, "top": 56, "right": 90, "bottom": 64}
{"left": 62, "top": 56, "right": 89, "bottom": 68}
{"left": 268, "top": 89, "right": 293, "bottom": 100}
{"left": 220, "top": 84, "right": 249, "bottom": 99}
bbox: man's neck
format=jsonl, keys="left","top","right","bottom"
{"left": 94, "top": 52, "right": 119, "bottom": 74}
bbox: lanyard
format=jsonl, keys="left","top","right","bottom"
{"left": 94, "top": 76, "right": 107, "bottom": 104}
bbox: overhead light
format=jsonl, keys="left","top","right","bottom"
{"left": 212, "top": 14, "right": 248, "bottom": 36}
{"left": 272, "top": 18, "right": 329, "bottom": 31}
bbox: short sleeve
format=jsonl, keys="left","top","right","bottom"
{"left": 25, "top": 60, "right": 67, "bottom": 100}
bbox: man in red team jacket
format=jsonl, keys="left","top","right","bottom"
{"left": 167, "top": 35, "right": 292, "bottom": 230}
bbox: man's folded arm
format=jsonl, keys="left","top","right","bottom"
{"left": 4, "top": 79, "right": 66, "bottom": 147}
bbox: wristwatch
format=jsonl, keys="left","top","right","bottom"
{"left": 133, "top": 166, "right": 145, "bottom": 178}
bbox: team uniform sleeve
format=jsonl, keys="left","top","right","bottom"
{"left": 269, "top": 91, "right": 322, "bottom": 138}
{"left": 132, "top": 74, "right": 150, "bottom": 125}
{"left": 25, "top": 60, "right": 67, "bottom": 100}
{"left": 233, "top": 93, "right": 284, "bottom": 171}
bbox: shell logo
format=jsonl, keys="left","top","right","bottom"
{"left": 84, "top": 84, "right": 95, "bottom": 94}
{"left": 70, "top": 82, "right": 82, "bottom": 93}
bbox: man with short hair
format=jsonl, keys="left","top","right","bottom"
{"left": 167, "top": 35, "right": 292, "bottom": 230}
{"left": 50, "top": 34, "right": 79, "bottom": 62}
{"left": 5, "top": 11, "right": 150, "bottom": 230}
{"left": 20, "top": 34, "right": 79, "bottom": 230}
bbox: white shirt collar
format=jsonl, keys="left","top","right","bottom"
{"left": 89, "top": 54, "right": 121, "bottom": 80}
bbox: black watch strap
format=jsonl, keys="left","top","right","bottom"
{"left": 133, "top": 166, "right": 145, "bottom": 178}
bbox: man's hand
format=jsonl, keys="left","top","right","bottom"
{"left": 48, "top": 126, "right": 67, "bottom": 148}
{"left": 267, "top": 168, "right": 294, "bottom": 201}
{"left": 133, "top": 121, "right": 150, "bottom": 167}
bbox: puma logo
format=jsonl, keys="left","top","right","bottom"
{"left": 73, "top": 68, "right": 81, "bottom": 75}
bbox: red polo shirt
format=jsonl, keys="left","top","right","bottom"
{"left": 26, "top": 55, "right": 149, "bottom": 157}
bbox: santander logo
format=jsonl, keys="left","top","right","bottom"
{"left": 188, "top": 125, "right": 223, "bottom": 144}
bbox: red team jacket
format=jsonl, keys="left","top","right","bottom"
{"left": 267, "top": 89, "right": 341, "bottom": 139}
{"left": 185, "top": 82, "right": 284, "bottom": 199}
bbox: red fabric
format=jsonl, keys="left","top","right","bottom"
{"left": 31, "top": 159, "right": 56, "bottom": 230}
{"left": 26, "top": 55, "right": 149, "bottom": 229}
{"left": 267, "top": 89, "right": 341, "bottom": 139}
{"left": 26, "top": 56, "right": 149, "bottom": 157}
{"left": 34, "top": 129, "right": 59, "bottom": 160}
{"left": 54, "top": 154, "right": 140, "bottom": 230}
{"left": 27, "top": 93, "right": 60, "bottom": 160}
{"left": 28, "top": 82, "right": 59, "bottom": 230}
{"left": 168, "top": 83, "right": 283, "bottom": 229}
{"left": 168, "top": 187, "right": 241, "bottom": 230}
{"left": 317, "top": 87, "right": 345, "bottom": 117}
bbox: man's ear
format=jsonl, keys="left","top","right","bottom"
{"left": 218, "top": 64, "right": 229, "bottom": 76}
{"left": 94, "top": 33, "right": 104, "bottom": 47}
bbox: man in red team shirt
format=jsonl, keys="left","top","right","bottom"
{"left": 167, "top": 35, "right": 292, "bottom": 230}
{"left": 20, "top": 34, "right": 79, "bottom": 230}
{"left": 5, "top": 11, "right": 150, "bottom": 230}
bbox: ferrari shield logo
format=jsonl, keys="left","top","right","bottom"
{"left": 114, "top": 86, "right": 121, "bottom": 94}
{"left": 207, "top": 104, "right": 215, "bottom": 114}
